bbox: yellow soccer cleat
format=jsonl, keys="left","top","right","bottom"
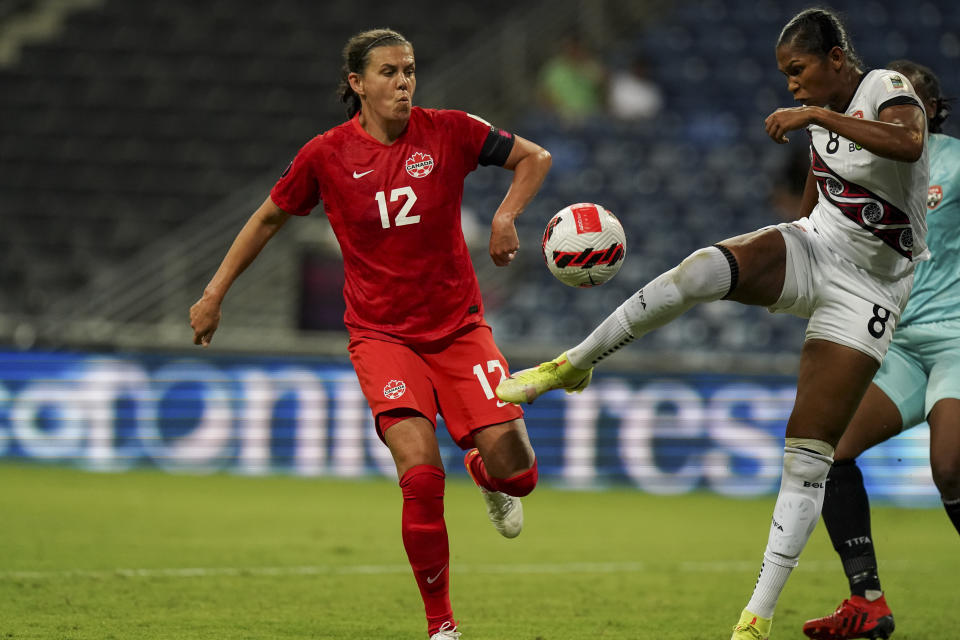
{"left": 495, "top": 352, "right": 593, "bottom": 405}
{"left": 732, "top": 609, "right": 772, "bottom": 640}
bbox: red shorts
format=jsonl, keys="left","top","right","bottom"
{"left": 348, "top": 324, "right": 524, "bottom": 449}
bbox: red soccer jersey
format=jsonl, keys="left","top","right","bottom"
{"left": 270, "top": 107, "right": 494, "bottom": 343}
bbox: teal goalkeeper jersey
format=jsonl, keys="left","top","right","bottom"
{"left": 900, "top": 133, "right": 960, "bottom": 326}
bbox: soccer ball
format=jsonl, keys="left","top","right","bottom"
{"left": 541, "top": 203, "right": 626, "bottom": 288}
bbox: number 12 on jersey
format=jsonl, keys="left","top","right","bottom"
{"left": 375, "top": 187, "right": 419, "bottom": 228}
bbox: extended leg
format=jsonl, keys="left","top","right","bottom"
{"left": 497, "top": 229, "right": 786, "bottom": 405}
{"left": 566, "top": 244, "right": 739, "bottom": 368}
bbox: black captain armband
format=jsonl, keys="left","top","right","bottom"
{"left": 878, "top": 95, "right": 922, "bottom": 113}
{"left": 478, "top": 126, "right": 516, "bottom": 167}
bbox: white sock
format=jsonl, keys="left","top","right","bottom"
{"left": 747, "top": 557, "right": 794, "bottom": 618}
{"left": 567, "top": 246, "right": 735, "bottom": 368}
{"left": 746, "top": 441, "right": 834, "bottom": 618}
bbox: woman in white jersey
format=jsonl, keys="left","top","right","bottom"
{"left": 803, "top": 59, "right": 959, "bottom": 640}
{"left": 495, "top": 8, "right": 929, "bottom": 640}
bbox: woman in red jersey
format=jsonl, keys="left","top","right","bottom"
{"left": 189, "top": 29, "right": 551, "bottom": 640}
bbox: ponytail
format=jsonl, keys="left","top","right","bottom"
{"left": 337, "top": 28, "right": 411, "bottom": 118}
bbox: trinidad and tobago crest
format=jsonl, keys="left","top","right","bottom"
{"left": 928, "top": 185, "right": 943, "bottom": 210}
{"left": 405, "top": 152, "right": 435, "bottom": 178}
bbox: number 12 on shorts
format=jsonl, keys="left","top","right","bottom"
{"left": 473, "top": 360, "right": 508, "bottom": 407}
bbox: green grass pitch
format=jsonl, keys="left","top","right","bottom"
{"left": 1, "top": 463, "right": 955, "bottom": 639}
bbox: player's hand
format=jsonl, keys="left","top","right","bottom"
{"left": 765, "top": 106, "right": 816, "bottom": 144}
{"left": 189, "top": 295, "right": 222, "bottom": 347}
{"left": 489, "top": 211, "right": 520, "bottom": 266}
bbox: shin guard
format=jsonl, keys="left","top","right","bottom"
{"left": 822, "top": 459, "right": 882, "bottom": 596}
{"left": 747, "top": 440, "right": 833, "bottom": 617}
{"left": 399, "top": 465, "right": 453, "bottom": 635}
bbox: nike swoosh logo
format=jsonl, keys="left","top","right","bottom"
{"left": 425, "top": 564, "right": 447, "bottom": 584}
{"left": 352, "top": 170, "right": 374, "bottom": 179}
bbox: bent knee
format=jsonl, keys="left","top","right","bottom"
{"left": 492, "top": 460, "right": 538, "bottom": 497}
{"left": 932, "top": 457, "right": 960, "bottom": 499}
{"left": 668, "top": 245, "right": 741, "bottom": 304}
{"left": 673, "top": 248, "right": 723, "bottom": 301}
{"left": 399, "top": 464, "right": 445, "bottom": 500}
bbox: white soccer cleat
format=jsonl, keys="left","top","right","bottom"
{"left": 480, "top": 488, "right": 523, "bottom": 539}
{"left": 464, "top": 449, "right": 524, "bottom": 538}
{"left": 430, "top": 621, "right": 462, "bottom": 639}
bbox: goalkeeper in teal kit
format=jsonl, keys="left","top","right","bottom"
{"left": 802, "top": 59, "right": 960, "bottom": 640}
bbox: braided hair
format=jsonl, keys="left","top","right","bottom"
{"left": 337, "top": 28, "right": 411, "bottom": 118}
{"left": 777, "top": 8, "right": 863, "bottom": 71}
{"left": 887, "top": 59, "right": 952, "bottom": 133}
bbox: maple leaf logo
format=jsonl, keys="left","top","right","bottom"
{"left": 405, "top": 151, "right": 435, "bottom": 178}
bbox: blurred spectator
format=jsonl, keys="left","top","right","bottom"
{"left": 537, "top": 35, "right": 607, "bottom": 123}
{"left": 609, "top": 56, "right": 663, "bottom": 121}
{"left": 299, "top": 251, "right": 346, "bottom": 331}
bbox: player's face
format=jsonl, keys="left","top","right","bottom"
{"left": 776, "top": 45, "right": 836, "bottom": 106}
{"left": 356, "top": 44, "right": 416, "bottom": 122}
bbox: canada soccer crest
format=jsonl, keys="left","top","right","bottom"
{"left": 383, "top": 379, "right": 406, "bottom": 399}
{"left": 928, "top": 185, "right": 943, "bottom": 210}
{"left": 405, "top": 152, "right": 435, "bottom": 178}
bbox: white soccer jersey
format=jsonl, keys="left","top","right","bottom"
{"left": 808, "top": 69, "right": 929, "bottom": 278}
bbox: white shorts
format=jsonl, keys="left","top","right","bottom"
{"left": 768, "top": 217, "right": 914, "bottom": 364}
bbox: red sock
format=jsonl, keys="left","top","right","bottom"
{"left": 465, "top": 448, "right": 498, "bottom": 492}
{"left": 399, "top": 465, "right": 453, "bottom": 636}
{"left": 465, "top": 449, "right": 539, "bottom": 497}
{"left": 495, "top": 461, "right": 538, "bottom": 497}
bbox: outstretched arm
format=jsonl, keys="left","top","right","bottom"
{"left": 765, "top": 104, "right": 925, "bottom": 162}
{"left": 488, "top": 135, "right": 552, "bottom": 266}
{"left": 189, "top": 196, "right": 291, "bottom": 346}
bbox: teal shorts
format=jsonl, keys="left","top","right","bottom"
{"left": 873, "top": 318, "right": 960, "bottom": 428}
